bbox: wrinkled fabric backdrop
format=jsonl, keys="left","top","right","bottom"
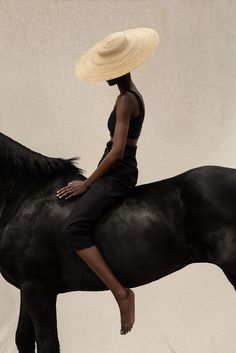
{"left": 1, "top": 1, "right": 236, "bottom": 352}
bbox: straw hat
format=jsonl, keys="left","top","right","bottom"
{"left": 75, "top": 27, "right": 160, "bottom": 82}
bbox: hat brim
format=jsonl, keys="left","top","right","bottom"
{"left": 75, "top": 27, "right": 160, "bottom": 82}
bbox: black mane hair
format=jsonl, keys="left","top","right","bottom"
{"left": 0, "top": 132, "right": 85, "bottom": 179}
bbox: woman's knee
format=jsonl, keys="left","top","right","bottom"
{"left": 62, "top": 218, "right": 93, "bottom": 237}
{"left": 62, "top": 221, "right": 95, "bottom": 253}
{"left": 62, "top": 222, "right": 70, "bottom": 236}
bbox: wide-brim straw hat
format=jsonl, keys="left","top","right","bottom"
{"left": 75, "top": 27, "right": 160, "bottom": 82}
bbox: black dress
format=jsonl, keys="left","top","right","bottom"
{"left": 62, "top": 90, "right": 144, "bottom": 254}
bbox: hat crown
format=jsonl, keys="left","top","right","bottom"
{"left": 97, "top": 32, "right": 128, "bottom": 57}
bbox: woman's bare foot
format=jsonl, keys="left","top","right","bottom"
{"left": 115, "top": 288, "right": 135, "bottom": 335}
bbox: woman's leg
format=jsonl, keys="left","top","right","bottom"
{"left": 63, "top": 177, "right": 135, "bottom": 335}
{"left": 76, "top": 245, "right": 135, "bottom": 335}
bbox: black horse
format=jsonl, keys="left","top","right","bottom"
{"left": 0, "top": 131, "right": 235, "bottom": 353}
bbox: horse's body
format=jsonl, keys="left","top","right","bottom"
{"left": 0, "top": 132, "right": 235, "bottom": 353}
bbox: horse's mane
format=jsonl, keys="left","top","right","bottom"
{"left": 0, "top": 132, "right": 85, "bottom": 179}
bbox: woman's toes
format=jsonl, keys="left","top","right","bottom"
{"left": 120, "top": 326, "right": 127, "bottom": 335}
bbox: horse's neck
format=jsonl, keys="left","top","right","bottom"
{"left": 0, "top": 177, "right": 21, "bottom": 202}
{"left": 0, "top": 199, "right": 6, "bottom": 218}
{"left": 0, "top": 177, "right": 12, "bottom": 209}
{"left": 0, "top": 177, "right": 29, "bottom": 227}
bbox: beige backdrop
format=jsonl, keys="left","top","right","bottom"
{"left": 1, "top": 1, "right": 236, "bottom": 352}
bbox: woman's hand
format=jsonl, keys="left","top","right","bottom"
{"left": 56, "top": 180, "right": 90, "bottom": 200}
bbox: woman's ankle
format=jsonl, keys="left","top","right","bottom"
{"left": 112, "top": 287, "right": 130, "bottom": 301}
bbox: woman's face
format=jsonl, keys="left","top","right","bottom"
{"left": 106, "top": 77, "right": 118, "bottom": 86}
{"left": 106, "top": 73, "right": 130, "bottom": 86}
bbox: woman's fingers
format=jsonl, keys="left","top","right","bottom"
{"left": 65, "top": 193, "right": 76, "bottom": 199}
{"left": 56, "top": 183, "right": 83, "bottom": 199}
{"left": 57, "top": 187, "right": 67, "bottom": 193}
{"left": 57, "top": 188, "right": 74, "bottom": 198}
{"left": 56, "top": 185, "right": 71, "bottom": 194}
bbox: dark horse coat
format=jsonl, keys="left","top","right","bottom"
{"left": 0, "top": 132, "right": 235, "bottom": 353}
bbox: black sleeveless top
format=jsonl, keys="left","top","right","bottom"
{"left": 107, "top": 89, "right": 145, "bottom": 139}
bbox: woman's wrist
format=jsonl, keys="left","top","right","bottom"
{"left": 84, "top": 179, "right": 92, "bottom": 188}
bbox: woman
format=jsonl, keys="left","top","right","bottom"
{"left": 56, "top": 27, "right": 160, "bottom": 335}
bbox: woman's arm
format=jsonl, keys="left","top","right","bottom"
{"left": 56, "top": 93, "right": 133, "bottom": 199}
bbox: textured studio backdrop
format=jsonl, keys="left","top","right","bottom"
{"left": 1, "top": 1, "right": 236, "bottom": 352}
